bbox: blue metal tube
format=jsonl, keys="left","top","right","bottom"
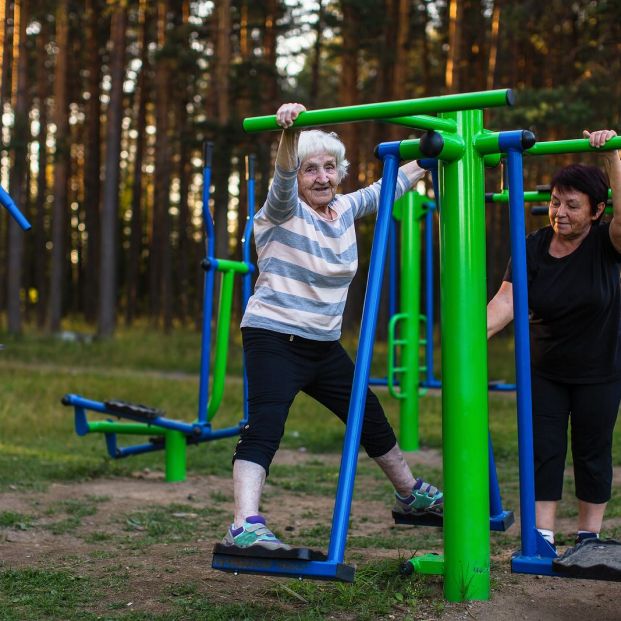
{"left": 488, "top": 433, "right": 503, "bottom": 516}
{"left": 504, "top": 145, "right": 537, "bottom": 556}
{"left": 64, "top": 394, "right": 202, "bottom": 435}
{"left": 197, "top": 142, "right": 216, "bottom": 425}
{"left": 0, "top": 185, "right": 31, "bottom": 230}
{"left": 328, "top": 148, "right": 401, "bottom": 562}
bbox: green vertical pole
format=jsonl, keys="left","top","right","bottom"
{"left": 397, "top": 192, "right": 425, "bottom": 451}
{"left": 439, "top": 110, "right": 490, "bottom": 601}
{"left": 164, "top": 430, "right": 187, "bottom": 482}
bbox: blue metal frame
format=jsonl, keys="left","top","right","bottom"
{"left": 0, "top": 185, "right": 31, "bottom": 230}
{"left": 500, "top": 135, "right": 558, "bottom": 576}
{"left": 63, "top": 142, "right": 253, "bottom": 461}
{"left": 214, "top": 142, "right": 404, "bottom": 581}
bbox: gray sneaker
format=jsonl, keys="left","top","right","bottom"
{"left": 221, "top": 515, "right": 291, "bottom": 551}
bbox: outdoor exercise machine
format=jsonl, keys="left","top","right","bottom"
{"left": 61, "top": 146, "right": 256, "bottom": 483}
{"left": 0, "top": 184, "right": 31, "bottom": 230}
{"left": 212, "top": 89, "right": 522, "bottom": 600}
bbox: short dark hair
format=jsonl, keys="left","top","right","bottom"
{"left": 550, "top": 164, "right": 609, "bottom": 222}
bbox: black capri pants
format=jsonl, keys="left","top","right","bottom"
{"left": 532, "top": 372, "right": 621, "bottom": 504}
{"left": 233, "top": 327, "right": 397, "bottom": 475}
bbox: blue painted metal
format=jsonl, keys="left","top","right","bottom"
{"left": 328, "top": 145, "right": 401, "bottom": 564}
{"left": 211, "top": 556, "right": 354, "bottom": 582}
{"left": 197, "top": 141, "right": 216, "bottom": 426}
{"left": 501, "top": 137, "right": 558, "bottom": 568}
{"left": 0, "top": 184, "right": 31, "bottom": 230}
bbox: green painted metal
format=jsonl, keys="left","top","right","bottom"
{"left": 432, "top": 132, "right": 466, "bottom": 162}
{"left": 397, "top": 192, "right": 427, "bottom": 451}
{"left": 242, "top": 90, "right": 513, "bottom": 133}
{"left": 398, "top": 140, "right": 426, "bottom": 161}
{"left": 385, "top": 115, "right": 457, "bottom": 132}
{"left": 526, "top": 136, "right": 621, "bottom": 156}
{"left": 164, "top": 430, "right": 187, "bottom": 482}
{"left": 490, "top": 188, "right": 613, "bottom": 204}
{"left": 387, "top": 312, "right": 408, "bottom": 401}
{"left": 438, "top": 109, "right": 490, "bottom": 602}
{"left": 483, "top": 153, "right": 502, "bottom": 168}
{"left": 208, "top": 269, "right": 236, "bottom": 420}
{"left": 214, "top": 258, "right": 249, "bottom": 274}
{"left": 87, "top": 421, "right": 164, "bottom": 435}
{"left": 407, "top": 553, "right": 445, "bottom": 575}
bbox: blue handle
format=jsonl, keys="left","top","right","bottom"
{"left": 0, "top": 185, "right": 31, "bottom": 230}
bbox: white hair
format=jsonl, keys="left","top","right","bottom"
{"left": 298, "top": 130, "right": 349, "bottom": 183}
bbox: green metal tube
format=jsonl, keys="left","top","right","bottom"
{"left": 87, "top": 421, "right": 166, "bottom": 435}
{"left": 207, "top": 270, "right": 235, "bottom": 420}
{"left": 526, "top": 136, "right": 621, "bottom": 156}
{"left": 243, "top": 90, "right": 513, "bottom": 133}
{"left": 385, "top": 115, "right": 457, "bottom": 132}
{"left": 215, "top": 258, "right": 249, "bottom": 274}
{"left": 438, "top": 110, "right": 490, "bottom": 602}
{"left": 164, "top": 430, "right": 187, "bottom": 482}
{"left": 490, "top": 189, "right": 613, "bottom": 203}
{"left": 397, "top": 192, "right": 425, "bottom": 451}
{"left": 434, "top": 133, "right": 466, "bottom": 163}
{"left": 399, "top": 140, "right": 425, "bottom": 161}
{"left": 483, "top": 153, "right": 501, "bottom": 168}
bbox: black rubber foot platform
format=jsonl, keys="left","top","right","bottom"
{"left": 392, "top": 510, "right": 443, "bottom": 528}
{"left": 212, "top": 543, "right": 327, "bottom": 561}
{"left": 104, "top": 400, "right": 164, "bottom": 420}
{"left": 552, "top": 538, "right": 621, "bottom": 582}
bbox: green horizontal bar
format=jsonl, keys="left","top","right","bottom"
{"left": 483, "top": 153, "right": 502, "bottom": 168}
{"left": 526, "top": 136, "right": 621, "bottom": 156}
{"left": 399, "top": 140, "right": 425, "bottom": 161}
{"left": 490, "top": 189, "right": 613, "bottom": 203}
{"left": 243, "top": 89, "right": 513, "bottom": 133}
{"left": 88, "top": 421, "right": 166, "bottom": 435}
{"left": 435, "top": 132, "right": 466, "bottom": 162}
{"left": 215, "top": 258, "right": 249, "bottom": 274}
{"left": 384, "top": 115, "right": 457, "bottom": 132}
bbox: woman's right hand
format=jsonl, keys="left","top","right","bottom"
{"left": 276, "top": 103, "right": 306, "bottom": 129}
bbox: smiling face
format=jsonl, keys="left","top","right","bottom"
{"left": 549, "top": 187, "right": 604, "bottom": 241}
{"left": 297, "top": 153, "right": 339, "bottom": 213}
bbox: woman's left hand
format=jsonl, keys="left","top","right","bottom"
{"left": 584, "top": 129, "right": 617, "bottom": 148}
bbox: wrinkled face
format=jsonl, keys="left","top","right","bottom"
{"left": 549, "top": 187, "right": 603, "bottom": 240}
{"left": 297, "top": 153, "right": 339, "bottom": 212}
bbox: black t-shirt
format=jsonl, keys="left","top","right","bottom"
{"left": 504, "top": 223, "right": 621, "bottom": 383}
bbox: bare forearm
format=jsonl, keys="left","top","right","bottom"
{"left": 275, "top": 129, "right": 300, "bottom": 171}
{"left": 487, "top": 283, "right": 514, "bottom": 339}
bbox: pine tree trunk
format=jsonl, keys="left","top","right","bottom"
{"left": 98, "top": 3, "right": 127, "bottom": 337}
{"left": 47, "top": 0, "right": 70, "bottom": 332}
{"left": 7, "top": 0, "right": 29, "bottom": 334}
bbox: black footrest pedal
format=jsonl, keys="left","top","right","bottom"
{"left": 392, "top": 510, "right": 444, "bottom": 528}
{"left": 104, "top": 400, "right": 164, "bottom": 420}
{"left": 212, "top": 543, "right": 327, "bottom": 561}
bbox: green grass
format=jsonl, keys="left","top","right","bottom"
{"left": 1, "top": 326, "right": 620, "bottom": 620}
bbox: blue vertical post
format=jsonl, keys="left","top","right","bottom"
{"left": 327, "top": 145, "right": 401, "bottom": 562}
{"left": 197, "top": 142, "right": 215, "bottom": 425}
{"left": 388, "top": 216, "right": 398, "bottom": 318}
{"left": 499, "top": 134, "right": 553, "bottom": 560}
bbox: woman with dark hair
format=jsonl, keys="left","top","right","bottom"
{"left": 487, "top": 129, "right": 621, "bottom": 549}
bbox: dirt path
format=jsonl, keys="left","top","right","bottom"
{"left": 1, "top": 449, "right": 620, "bottom": 620}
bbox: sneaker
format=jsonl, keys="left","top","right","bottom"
{"left": 575, "top": 531, "right": 599, "bottom": 545}
{"left": 393, "top": 478, "right": 444, "bottom": 517}
{"left": 221, "top": 515, "right": 291, "bottom": 551}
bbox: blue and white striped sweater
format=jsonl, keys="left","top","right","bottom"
{"left": 241, "top": 164, "right": 410, "bottom": 340}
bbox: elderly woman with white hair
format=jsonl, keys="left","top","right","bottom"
{"left": 220, "top": 103, "right": 443, "bottom": 552}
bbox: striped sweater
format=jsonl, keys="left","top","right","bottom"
{"left": 240, "top": 164, "right": 411, "bottom": 340}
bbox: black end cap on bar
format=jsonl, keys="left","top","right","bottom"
{"left": 420, "top": 131, "right": 444, "bottom": 158}
{"left": 484, "top": 192, "right": 494, "bottom": 203}
{"left": 521, "top": 130, "right": 536, "bottom": 150}
{"left": 201, "top": 258, "right": 210, "bottom": 272}
{"left": 506, "top": 89, "right": 516, "bottom": 106}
